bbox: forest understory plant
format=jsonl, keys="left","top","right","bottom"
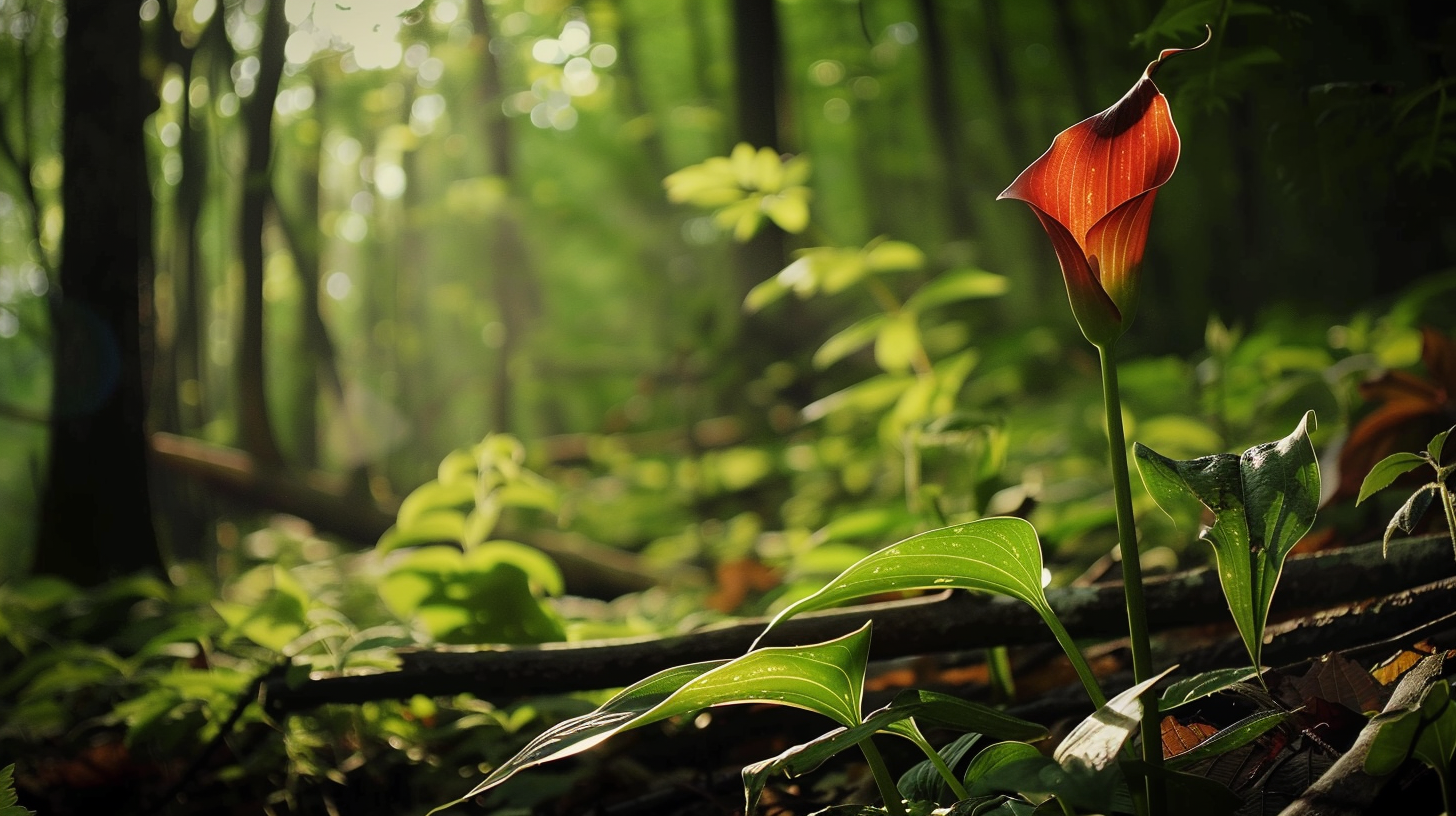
{"left": 433, "top": 27, "right": 1408, "bottom": 816}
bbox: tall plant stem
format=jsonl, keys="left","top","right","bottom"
{"left": 1097, "top": 343, "right": 1164, "bottom": 814}
{"left": 859, "top": 738, "right": 908, "bottom": 816}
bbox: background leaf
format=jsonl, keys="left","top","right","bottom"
{"left": 1356, "top": 451, "right": 1428, "bottom": 504}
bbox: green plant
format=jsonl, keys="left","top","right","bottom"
{"left": 0, "top": 764, "right": 33, "bottom": 816}
{"left": 1134, "top": 412, "right": 1321, "bottom": 673}
{"left": 1356, "top": 425, "right": 1456, "bottom": 556}
{"left": 441, "top": 622, "right": 1049, "bottom": 816}
{"left": 1366, "top": 677, "right": 1456, "bottom": 813}
{"left": 996, "top": 31, "right": 1212, "bottom": 810}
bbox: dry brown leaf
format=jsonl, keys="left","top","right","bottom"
{"left": 1161, "top": 714, "right": 1219, "bottom": 759}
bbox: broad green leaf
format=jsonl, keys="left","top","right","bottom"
{"left": 448, "top": 660, "right": 724, "bottom": 809}
{"left": 1384, "top": 485, "right": 1438, "bottom": 554}
{"left": 454, "top": 624, "right": 873, "bottom": 808}
{"left": 905, "top": 270, "right": 1008, "bottom": 312}
{"left": 898, "top": 733, "right": 981, "bottom": 803}
{"left": 1158, "top": 667, "right": 1261, "bottom": 712}
{"left": 1165, "top": 709, "right": 1288, "bottom": 769}
{"left": 1357, "top": 452, "right": 1429, "bottom": 504}
{"left": 1365, "top": 705, "right": 1425, "bottom": 776}
{"left": 1430, "top": 426, "right": 1452, "bottom": 463}
{"left": 757, "top": 518, "right": 1058, "bottom": 646}
{"left": 1055, "top": 669, "right": 1173, "bottom": 773}
{"left": 1135, "top": 411, "right": 1320, "bottom": 668}
{"left": 1412, "top": 680, "right": 1456, "bottom": 787}
{"left": 383, "top": 552, "right": 565, "bottom": 645}
{"left": 1366, "top": 672, "right": 1450, "bottom": 776}
{"left": 863, "top": 240, "right": 925, "bottom": 272}
{"left": 875, "top": 313, "right": 923, "bottom": 373}
{"left": 964, "top": 742, "right": 1044, "bottom": 793}
{"left": 887, "top": 689, "right": 1047, "bottom": 742}
{"left": 815, "top": 314, "right": 889, "bottom": 369}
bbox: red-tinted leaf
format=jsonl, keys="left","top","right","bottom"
{"left": 1161, "top": 714, "right": 1219, "bottom": 759}
{"left": 1287, "top": 652, "right": 1388, "bottom": 715}
{"left": 1332, "top": 327, "right": 1456, "bottom": 503}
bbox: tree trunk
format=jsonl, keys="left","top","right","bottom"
{"left": 236, "top": 0, "right": 287, "bottom": 468}
{"left": 36, "top": 0, "right": 163, "bottom": 583}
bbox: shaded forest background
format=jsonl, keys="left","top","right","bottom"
{"left": 0, "top": 0, "right": 1454, "bottom": 626}
{"left": 1, "top": 0, "right": 1456, "bottom": 813}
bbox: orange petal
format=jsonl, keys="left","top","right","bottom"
{"left": 999, "top": 76, "right": 1179, "bottom": 249}
{"left": 1025, "top": 202, "right": 1122, "bottom": 344}
{"left": 1084, "top": 189, "right": 1160, "bottom": 325}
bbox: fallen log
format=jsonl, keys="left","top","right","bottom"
{"left": 263, "top": 534, "right": 1454, "bottom": 712}
{"left": 148, "top": 432, "right": 666, "bottom": 597}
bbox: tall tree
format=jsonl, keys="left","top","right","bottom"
{"left": 36, "top": 0, "right": 164, "bottom": 583}
{"left": 236, "top": 0, "right": 288, "bottom": 468}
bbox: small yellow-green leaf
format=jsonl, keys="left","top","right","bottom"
{"left": 904, "top": 269, "right": 1007, "bottom": 312}
{"left": 814, "top": 314, "right": 889, "bottom": 369}
{"left": 753, "top": 146, "right": 783, "bottom": 191}
{"left": 730, "top": 142, "right": 757, "bottom": 188}
{"left": 1357, "top": 452, "right": 1429, "bottom": 504}
{"left": 467, "top": 541, "right": 564, "bottom": 596}
{"left": 801, "top": 374, "right": 913, "bottom": 422}
{"left": 816, "top": 249, "right": 868, "bottom": 295}
{"left": 745, "top": 275, "right": 791, "bottom": 313}
{"left": 397, "top": 479, "right": 475, "bottom": 529}
{"left": 1430, "top": 427, "right": 1452, "bottom": 464}
{"left": 874, "top": 313, "right": 922, "bottom": 374}
{"left": 782, "top": 154, "right": 811, "bottom": 187}
{"left": 863, "top": 240, "right": 925, "bottom": 273}
{"left": 377, "top": 510, "right": 467, "bottom": 553}
{"left": 764, "top": 188, "right": 810, "bottom": 233}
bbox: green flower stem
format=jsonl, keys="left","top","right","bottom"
{"left": 859, "top": 738, "right": 909, "bottom": 816}
{"left": 1096, "top": 343, "right": 1163, "bottom": 815}
{"left": 906, "top": 729, "right": 970, "bottom": 801}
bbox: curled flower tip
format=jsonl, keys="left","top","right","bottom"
{"left": 1147, "top": 24, "right": 1213, "bottom": 78}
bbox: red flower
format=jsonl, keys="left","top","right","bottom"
{"left": 999, "top": 36, "right": 1207, "bottom": 346}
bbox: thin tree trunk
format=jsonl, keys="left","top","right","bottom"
{"left": 472, "top": 0, "right": 539, "bottom": 434}
{"left": 37, "top": 0, "right": 164, "bottom": 583}
{"left": 915, "top": 0, "right": 977, "bottom": 240}
{"left": 236, "top": 0, "right": 287, "bottom": 468}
